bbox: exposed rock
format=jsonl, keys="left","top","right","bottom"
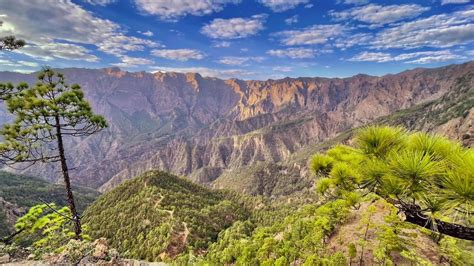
{"left": 0, "top": 62, "right": 472, "bottom": 191}
{"left": 0, "top": 253, "right": 10, "bottom": 264}
{"left": 92, "top": 238, "right": 109, "bottom": 259}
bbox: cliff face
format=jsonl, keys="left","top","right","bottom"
{"left": 0, "top": 62, "right": 472, "bottom": 190}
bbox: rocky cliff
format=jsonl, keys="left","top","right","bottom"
{"left": 0, "top": 62, "right": 472, "bottom": 190}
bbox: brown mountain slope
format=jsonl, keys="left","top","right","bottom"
{"left": 0, "top": 62, "right": 472, "bottom": 190}
{"left": 212, "top": 71, "right": 474, "bottom": 196}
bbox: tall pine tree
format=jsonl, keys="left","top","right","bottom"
{"left": 0, "top": 67, "right": 107, "bottom": 239}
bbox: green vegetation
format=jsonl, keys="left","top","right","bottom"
{"left": 5, "top": 126, "right": 472, "bottom": 264}
{"left": 80, "top": 127, "right": 474, "bottom": 264}
{"left": 0, "top": 21, "right": 25, "bottom": 51}
{"left": 82, "top": 171, "right": 250, "bottom": 262}
{"left": 0, "top": 171, "right": 98, "bottom": 211}
{"left": 0, "top": 171, "right": 99, "bottom": 238}
{"left": 200, "top": 199, "right": 351, "bottom": 265}
{"left": 313, "top": 126, "right": 473, "bottom": 240}
{"left": 12, "top": 204, "right": 90, "bottom": 257}
{"left": 0, "top": 68, "right": 107, "bottom": 238}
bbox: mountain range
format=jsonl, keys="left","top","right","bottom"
{"left": 0, "top": 61, "right": 472, "bottom": 191}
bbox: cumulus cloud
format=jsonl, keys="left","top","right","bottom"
{"left": 151, "top": 49, "right": 205, "bottom": 61}
{"left": 273, "top": 24, "right": 347, "bottom": 46}
{"left": 371, "top": 7, "right": 474, "bottom": 49}
{"left": 201, "top": 14, "right": 267, "bottom": 39}
{"left": 335, "top": 33, "right": 373, "bottom": 49}
{"left": 267, "top": 48, "right": 316, "bottom": 59}
{"left": 83, "top": 0, "right": 116, "bottom": 6}
{"left": 441, "top": 0, "right": 471, "bottom": 5}
{"left": 113, "top": 55, "right": 154, "bottom": 67}
{"left": 273, "top": 66, "right": 293, "bottom": 72}
{"left": 134, "top": 0, "right": 240, "bottom": 20}
{"left": 213, "top": 41, "right": 231, "bottom": 48}
{"left": 348, "top": 51, "right": 392, "bottom": 62}
{"left": 258, "top": 0, "right": 309, "bottom": 12}
{"left": 348, "top": 50, "right": 466, "bottom": 64}
{"left": 0, "top": 58, "right": 39, "bottom": 68}
{"left": 138, "top": 30, "right": 154, "bottom": 37}
{"left": 341, "top": 0, "right": 369, "bottom": 5}
{"left": 17, "top": 42, "right": 99, "bottom": 62}
{"left": 331, "top": 4, "right": 430, "bottom": 26}
{"left": 0, "top": 0, "right": 158, "bottom": 62}
{"left": 285, "top": 15, "right": 299, "bottom": 25}
{"left": 218, "top": 56, "right": 264, "bottom": 65}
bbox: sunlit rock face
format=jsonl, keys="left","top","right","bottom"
{"left": 0, "top": 61, "right": 472, "bottom": 190}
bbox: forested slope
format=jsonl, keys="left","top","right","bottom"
{"left": 0, "top": 171, "right": 99, "bottom": 237}
{"left": 82, "top": 171, "right": 250, "bottom": 261}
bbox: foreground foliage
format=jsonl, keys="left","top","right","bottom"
{"left": 0, "top": 171, "right": 99, "bottom": 238}
{"left": 0, "top": 68, "right": 107, "bottom": 238}
{"left": 312, "top": 126, "right": 473, "bottom": 240}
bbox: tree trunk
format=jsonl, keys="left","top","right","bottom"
{"left": 403, "top": 209, "right": 474, "bottom": 241}
{"left": 385, "top": 198, "right": 474, "bottom": 241}
{"left": 54, "top": 115, "right": 82, "bottom": 239}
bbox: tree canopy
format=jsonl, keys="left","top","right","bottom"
{"left": 0, "top": 68, "right": 107, "bottom": 239}
{"left": 0, "top": 21, "right": 25, "bottom": 51}
{"left": 311, "top": 125, "right": 474, "bottom": 240}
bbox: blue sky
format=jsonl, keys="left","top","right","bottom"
{"left": 0, "top": 0, "right": 473, "bottom": 79}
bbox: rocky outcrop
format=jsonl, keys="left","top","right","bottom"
{"left": 0, "top": 62, "right": 472, "bottom": 190}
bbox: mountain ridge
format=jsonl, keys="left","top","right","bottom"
{"left": 0, "top": 61, "right": 472, "bottom": 190}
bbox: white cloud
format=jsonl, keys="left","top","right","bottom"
{"left": 335, "top": 33, "right": 373, "bottom": 49}
{"left": 151, "top": 49, "right": 205, "bottom": 61}
{"left": 83, "top": 0, "right": 116, "bottom": 6}
{"left": 340, "top": 0, "right": 369, "bottom": 5}
{"left": 348, "top": 51, "right": 392, "bottom": 62}
{"left": 406, "top": 53, "right": 466, "bottom": 64}
{"left": 0, "top": 0, "right": 158, "bottom": 62}
{"left": 371, "top": 7, "right": 474, "bottom": 49}
{"left": 213, "top": 41, "right": 231, "bottom": 48}
{"left": 285, "top": 15, "right": 299, "bottom": 25}
{"left": 0, "top": 58, "right": 39, "bottom": 68}
{"left": 134, "top": 0, "right": 240, "bottom": 20}
{"left": 201, "top": 14, "right": 267, "bottom": 39}
{"left": 17, "top": 60, "right": 39, "bottom": 67}
{"left": 273, "top": 24, "right": 347, "bottom": 46}
{"left": 138, "top": 30, "right": 154, "bottom": 37}
{"left": 267, "top": 48, "right": 316, "bottom": 59}
{"left": 17, "top": 42, "right": 99, "bottom": 62}
{"left": 218, "top": 56, "right": 264, "bottom": 65}
{"left": 348, "top": 50, "right": 466, "bottom": 64}
{"left": 331, "top": 4, "right": 430, "bottom": 26}
{"left": 258, "top": 0, "right": 309, "bottom": 12}
{"left": 273, "top": 66, "right": 293, "bottom": 72}
{"left": 113, "top": 55, "right": 154, "bottom": 67}
{"left": 441, "top": 0, "right": 471, "bottom": 5}
{"left": 152, "top": 67, "right": 254, "bottom": 79}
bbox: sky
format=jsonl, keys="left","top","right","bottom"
{"left": 0, "top": 0, "right": 473, "bottom": 80}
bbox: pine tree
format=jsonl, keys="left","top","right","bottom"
{"left": 0, "top": 21, "right": 25, "bottom": 51}
{"left": 0, "top": 67, "right": 107, "bottom": 239}
{"left": 313, "top": 126, "right": 474, "bottom": 241}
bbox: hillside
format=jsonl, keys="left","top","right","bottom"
{"left": 0, "top": 171, "right": 99, "bottom": 237}
{"left": 0, "top": 62, "right": 472, "bottom": 190}
{"left": 82, "top": 171, "right": 250, "bottom": 261}
{"left": 210, "top": 72, "right": 474, "bottom": 196}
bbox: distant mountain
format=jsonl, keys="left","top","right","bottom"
{"left": 0, "top": 62, "right": 472, "bottom": 191}
{"left": 212, "top": 71, "right": 474, "bottom": 197}
{"left": 0, "top": 171, "right": 99, "bottom": 237}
